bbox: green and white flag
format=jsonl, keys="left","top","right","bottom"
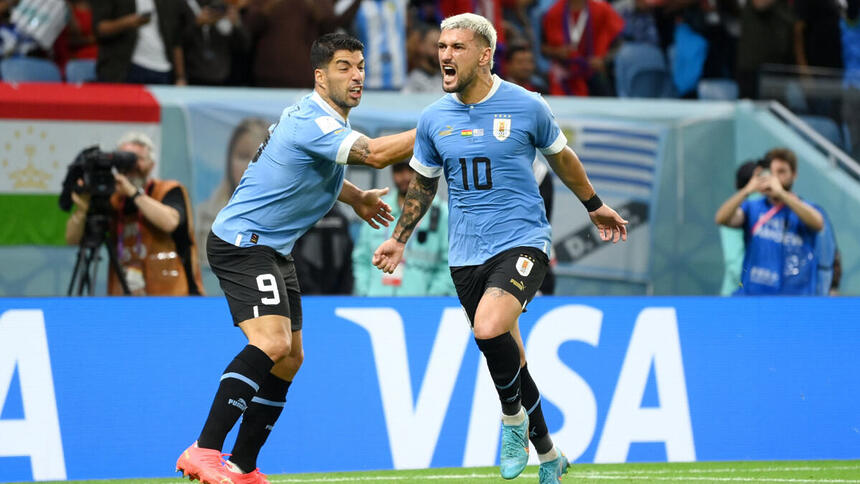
{"left": 0, "top": 84, "right": 161, "bottom": 245}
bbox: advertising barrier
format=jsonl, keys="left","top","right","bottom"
{"left": 0, "top": 296, "right": 858, "bottom": 481}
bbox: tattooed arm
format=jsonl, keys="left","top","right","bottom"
{"left": 346, "top": 129, "right": 417, "bottom": 169}
{"left": 392, "top": 173, "right": 439, "bottom": 242}
{"left": 372, "top": 172, "right": 439, "bottom": 273}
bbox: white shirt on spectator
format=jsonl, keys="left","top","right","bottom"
{"left": 132, "top": 0, "right": 171, "bottom": 72}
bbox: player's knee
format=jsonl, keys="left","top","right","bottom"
{"left": 255, "top": 337, "right": 291, "bottom": 363}
{"left": 285, "top": 349, "right": 304, "bottom": 372}
{"left": 472, "top": 319, "right": 506, "bottom": 340}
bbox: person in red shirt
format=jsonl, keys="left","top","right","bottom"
{"left": 541, "top": 0, "right": 624, "bottom": 96}
{"left": 67, "top": 0, "right": 98, "bottom": 60}
{"left": 503, "top": 42, "right": 547, "bottom": 93}
{"left": 53, "top": 0, "right": 99, "bottom": 74}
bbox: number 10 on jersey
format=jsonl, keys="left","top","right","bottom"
{"left": 458, "top": 157, "right": 493, "bottom": 190}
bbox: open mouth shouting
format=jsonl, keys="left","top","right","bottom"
{"left": 441, "top": 64, "right": 457, "bottom": 87}
{"left": 348, "top": 84, "right": 363, "bottom": 100}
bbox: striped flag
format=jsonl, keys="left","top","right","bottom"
{"left": 549, "top": 119, "right": 666, "bottom": 280}
{"left": 0, "top": 84, "right": 160, "bottom": 245}
{"left": 569, "top": 123, "right": 661, "bottom": 201}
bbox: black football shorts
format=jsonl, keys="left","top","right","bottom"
{"left": 207, "top": 231, "right": 302, "bottom": 330}
{"left": 450, "top": 246, "right": 549, "bottom": 326}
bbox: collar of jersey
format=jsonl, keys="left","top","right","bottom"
{"left": 311, "top": 90, "right": 347, "bottom": 124}
{"left": 450, "top": 74, "right": 502, "bottom": 106}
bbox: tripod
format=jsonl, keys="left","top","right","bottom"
{"left": 67, "top": 199, "right": 131, "bottom": 296}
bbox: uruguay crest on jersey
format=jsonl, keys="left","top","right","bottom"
{"left": 516, "top": 255, "right": 534, "bottom": 276}
{"left": 493, "top": 114, "right": 511, "bottom": 141}
{"left": 410, "top": 75, "right": 566, "bottom": 266}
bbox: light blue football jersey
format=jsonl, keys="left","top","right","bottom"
{"left": 410, "top": 75, "right": 567, "bottom": 267}
{"left": 212, "top": 91, "right": 362, "bottom": 255}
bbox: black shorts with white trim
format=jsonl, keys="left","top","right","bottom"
{"left": 207, "top": 231, "right": 302, "bottom": 330}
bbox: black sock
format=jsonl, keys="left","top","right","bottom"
{"left": 520, "top": 364, "right": 553, "bottom": 454}
{"left": 197, "top": 345, "right": 274, "bottom": 451}
{"left": 229, "top": 373, "right": 290, "bottom": 473}
{"left": 475, "top": 332, "right": 522, "bottom": 415}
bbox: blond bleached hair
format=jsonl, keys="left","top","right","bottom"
{"left": 440, "top": 13, "right": 497, "bottom": 69}
{"left": 117, "top": 131, "right": 156, "bottom": 163}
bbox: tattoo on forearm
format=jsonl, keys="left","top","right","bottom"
{"left": 347, "top": 136, "right": 371, "bottom": 165}
{"left": 393, "top": 173, "right": 438, "bottom": 243}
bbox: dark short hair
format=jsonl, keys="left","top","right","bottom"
{"left": 392, "top": 160, "right": 412, "bottom": 172}
{"left": 310, "top": 33, "right": 365, "bottom": 70}
{"left": 735, "top": 160, "right": 757, "bottom": 190}
{"left": 764, "top": 147, "right": 797, "bottom": 173}
{"left": 413, "top": 21, "right": 439, "bottom": 39}
{"left": 505, "top": 43, "right": 532, "bottom": 62}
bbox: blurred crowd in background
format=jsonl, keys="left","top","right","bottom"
{"left": 2, "top": 0, "right": 857, "bottom": 298}
{"left": 2, "top": 0, "right": 858, "bottom": 158}
{"left": 0, "top": 0, "right": 855, "bottom": 94}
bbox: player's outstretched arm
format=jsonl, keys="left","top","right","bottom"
{"left": 546, "top": 146, "right": 629, "bottom": 243}
{"left": 338, "top": 180, "right": 394, "bottom": 229}
{"left": 372, "top": 173, "right": 439, "bottom": 273}
{"left": 347, "top": 129, "right": 417, "bottom": 169}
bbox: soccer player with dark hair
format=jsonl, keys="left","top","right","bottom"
{"left": 176, "top": 33, "right": 416, "bottom": 484}
{"left": 372, "top": 13, "right": 627, "bottom": 484}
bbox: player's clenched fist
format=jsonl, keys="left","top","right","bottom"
{"left": 372, "top": 238, "right": 405, "bottom": 273}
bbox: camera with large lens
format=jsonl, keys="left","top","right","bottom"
{"left": 59, "top": 146, "right": 138, "bottom": 213}
{"left": 61, "top": 147, "right": 138, "bottom": 296}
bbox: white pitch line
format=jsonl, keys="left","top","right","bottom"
{"left": 566, "top": 476, "right": 860, "bottom": 483}
{"left": 585, "top": 466, "right": 860, "bottom": 475}
{"left": 269, "top": 473, "right": 860, "bottom": 484}
{"left": 270, "top": 474, "right": 538, "bottom": 482}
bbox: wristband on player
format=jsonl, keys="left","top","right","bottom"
{"left": 582, "top": 194, "right": 603, "bottom": 212}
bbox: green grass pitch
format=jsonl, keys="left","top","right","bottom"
{"left": 21, "top": 460, "right": 860, "bottom": 483}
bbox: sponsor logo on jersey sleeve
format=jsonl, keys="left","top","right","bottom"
{"left": 438, "top": 125, "right": 454, "bottom": 137}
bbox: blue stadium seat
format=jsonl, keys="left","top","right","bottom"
{"left": 697, "top": 79, "right": 739, "bottom": 100}
{"left": 784, "top": 81, "right": 808, "bottom": 112}
{"left": 615, "top": 43, "right": 674, "bottom": 98}
{"left": 798, "top": 115, "right": 843, "bottom": 149}
{"left": 0, "top": 57, "right": 62, "bottom": 82}
{"left": 65, "top": 59, "right": 96, "bottom": 83}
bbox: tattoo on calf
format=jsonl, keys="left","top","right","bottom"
{"left": 347, "top": 136, "right": 371, "bottom": 165}
{"left": 393, "top": 173, "right": 438, "bottom": 243}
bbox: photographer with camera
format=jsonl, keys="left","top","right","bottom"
{"left": 64, "top": 132, "right": 204, "bottom": 296}
{"left": 715, "top": 148, "right": 825, "bottom": 295}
